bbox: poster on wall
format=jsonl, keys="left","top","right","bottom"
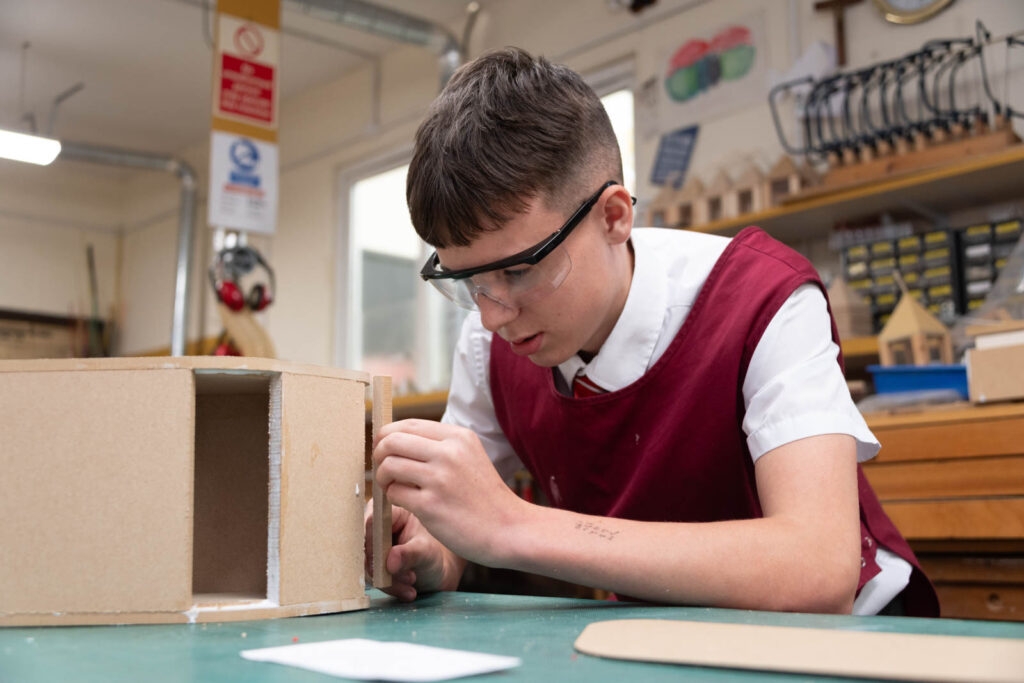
{"left": 208, "top": 0, "right": 280, "bottom": 235}
{"left": 641, "top": 11, "right": 769, "bottom": 141}
{"left": 208, "top": 131, "right": 279, "bottom": 234}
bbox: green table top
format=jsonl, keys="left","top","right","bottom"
{"left": 3, "top": 590, "right": 1024, "bottom": 682}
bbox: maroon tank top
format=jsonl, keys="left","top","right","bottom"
{"left": 490, "top": 227, "right": 939, "bottom": 616}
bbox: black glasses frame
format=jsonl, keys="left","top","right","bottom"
{"left": 419, "top": 180, "right": 635, "bottom": 281}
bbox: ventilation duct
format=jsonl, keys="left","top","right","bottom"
{"left": 284, "top": 0, "right": 464, "bottom": 87}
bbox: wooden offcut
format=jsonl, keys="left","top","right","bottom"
{"left": 575, "top": 619, "right": 1024, "bottom": 682}
{"left": 371, "top": 376, "right": 394, "bottom": 589}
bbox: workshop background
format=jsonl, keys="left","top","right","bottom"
{"left": 2, "top": 0, "right": 1024, "bottom": 620}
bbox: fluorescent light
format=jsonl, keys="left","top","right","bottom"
{"left": 0, "top": 128, "right": 62, "bottom": 166}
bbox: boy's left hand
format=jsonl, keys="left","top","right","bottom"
{"left": 372, "top": 419, "right": 527, "bottom": 567}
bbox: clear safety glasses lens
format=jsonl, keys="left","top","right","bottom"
{"left": 426, "top": 243, "right": 573, "bottom": 311}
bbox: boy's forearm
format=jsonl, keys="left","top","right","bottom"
{"left": 496, "top": 504, "right": 858, "bottom": 613}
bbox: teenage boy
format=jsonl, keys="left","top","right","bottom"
{"left": 367, "top": 47, "right": 938, "bottom": 616}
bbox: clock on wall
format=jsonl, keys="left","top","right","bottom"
{"left": 872, "top": 0, "right": 955, "bottom": 25}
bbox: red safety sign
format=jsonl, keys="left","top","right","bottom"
{"left": 219, "top": 54, "right": 274, "bottom": 124}
{"left": 233, "top": 24, "right": 265, "bottom": 58}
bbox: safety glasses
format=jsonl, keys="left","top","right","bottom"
{"left": 419, "top": 181, "right": 633, "bottom": 310}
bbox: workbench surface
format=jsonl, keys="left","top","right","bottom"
{"left": 4, "top": 590, "right": 1024, "bottom": 682}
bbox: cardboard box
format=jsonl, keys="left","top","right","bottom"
{"left": 967, "top": 345, "right": 1024, "bottom": 404}
{"left": 0, "top": 357, "right": 372, "bottom": 625}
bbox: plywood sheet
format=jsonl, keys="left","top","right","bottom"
{"left": 0, "top": 369, "right": 194, "bottom": 615}
{"left": 574, "top": 619, "right": 1024, "bottom": 682}
{"left": 277, "top": 373, "right": 365, "bottom": 606}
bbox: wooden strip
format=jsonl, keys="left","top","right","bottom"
{"left": 883, "top": 498, "right": 1024, "bottom": 539}
{"left": 911, "top": 540, "right": 1024, "bottom": 553}
{"left": 371, "top": 376, "right": 393, "bottom": 589}
{"left": 863, "top": 456, "right": 1024, "bottom": 500}
{"left": 574, "top": 618, "right": 1024, "bottom": 682}
{"left": 918, "top": 555, "right": 1024, "bottom": 584}
{"left": 866, "top": 417, "right": 1024, "bottom": 463}
{"left": 217, "top": 0, "right": 280, "bottom": 28}
{"left": 864, "top": 402, "right": 1024, "bottom": 429}
{"left": 211, "top": 115, "right": 278, "bottom": 143}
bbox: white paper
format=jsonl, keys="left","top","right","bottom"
{"left": 240, "top": 638, "right": 521, "bottom": 682}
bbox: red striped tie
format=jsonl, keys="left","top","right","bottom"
{"left": 572, "top": 373, "right": 606, "bottom": 398}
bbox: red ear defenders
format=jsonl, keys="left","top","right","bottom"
{"left": 209, "top": 245, "right": 276, "bottom": 313}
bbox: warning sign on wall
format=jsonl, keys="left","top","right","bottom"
{"left": 209, "top": 0, "right": 280, "bottom": 234}
{"left": 212, "top": 12, "right": 279, "bottom": 129}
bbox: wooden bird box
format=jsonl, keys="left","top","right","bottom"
{"left": 0, "top": 357, "right": 374, "bottom": 626}
{"left": 878, "top": 289, "right": 953, "bottom": 366}
{"left": 731, "top": 164, "right": 767, "bottom": 216}
{"left": 647, "top": 172, "right": 683, "bottom": 227}
{"left": 766, "top": 156, "right": 817, "bottom": 206}
{"left": 704, "top": 170, "right": 735, "bottom": 223}
{"left": 673, "top": 177, "right": 707, "bottom": 228}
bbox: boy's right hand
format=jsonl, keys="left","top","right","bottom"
{"left": 364, "top": 501, "right": 465, "bottom": 602}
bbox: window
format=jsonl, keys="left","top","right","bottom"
{"left": 599, "top": 88, "right": 636, "bottom": 195}
{"left": 343, "top": 163, "right": 465, "bottom": 394}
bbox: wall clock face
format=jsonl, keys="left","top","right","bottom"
{"left": 873, "top": 0, "right": 955, "bottom": 24}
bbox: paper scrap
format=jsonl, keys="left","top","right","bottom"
{"left": 240, "top": 638, "right": 521, "bottom": 682}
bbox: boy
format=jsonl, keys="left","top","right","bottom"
{"left": 367, "top": 47, "right": 938, "bottom": 616}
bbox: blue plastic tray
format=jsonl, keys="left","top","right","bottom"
{"left": 867, "top": 364, "right": 968, "bottom": 398}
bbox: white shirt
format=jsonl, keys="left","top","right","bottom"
{"left": 441, "top": 228, "right": 909, "bottom": 615}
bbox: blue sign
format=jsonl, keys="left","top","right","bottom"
{"left": 650, "top": 125, "right": 699, "bottom": 188}
{"left": 229, "top": 138, "right": 261, "bottom": 188}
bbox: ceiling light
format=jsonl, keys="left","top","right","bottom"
{"left": 0, "top": 128, "right": 62, "bottom": 166}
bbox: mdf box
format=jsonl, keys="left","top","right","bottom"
{"left": 0, "top": 357, "right": 372, "bottom": 626}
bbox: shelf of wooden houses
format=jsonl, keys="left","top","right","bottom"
{"left": 686, "top": 144, "right": 1024, "bottom": 244}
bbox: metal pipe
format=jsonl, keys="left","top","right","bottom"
{"left": 284, "top": 0, "right": 461, "bottom": 86}
{"left": 59, "top": 141, "right": 198, "bottom": 356}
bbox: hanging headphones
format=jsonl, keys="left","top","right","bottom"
{"left": 208, "top": 245, "right": 276, "bottom": 313}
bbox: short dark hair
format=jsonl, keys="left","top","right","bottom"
{"left": 407, "top": 47, "right": 623, "bottom": 248}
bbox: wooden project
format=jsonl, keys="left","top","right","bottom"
{"left": 766, "top": 155, "right": 817, "bottom": 206}
{"left": 0, "top": 357, "right": 376, "bottom": 626}
{"left": 730, "top": 163, "right": 767, "bottom": 216}
{"left": 965, "top": 317, "right": 1024, "bottom": 404}
{"left": 371, "top": 376, "right": 393, "bottom": 588}
{"left": 703, "top": 170, "right": 735, "bottom": 223}
{"left": 878, "top": 277, "right": 953, "bottom": 366}
{"left": 574, "top": 619, "right": 1024, "bottom": 682}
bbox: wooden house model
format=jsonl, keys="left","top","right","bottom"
{"left": 878, "top": 290, "right": 953, "bottom": 366}
{"left": 730, "top": 164, "right": 768, "bottom": 216}
{"left": 0, "top": 357, "right": 374, "bottom": 626}
{"left": 703, "top": 170, "right": 735, "bottom": 224}
{"left": 647, "top": 172, "right": 683, "bottom": 227}
{"left": 672, "top": 177, "right": 707, "bottom": 228}
{"left": 766, "top": 155, "right": 817, "bottom": 206}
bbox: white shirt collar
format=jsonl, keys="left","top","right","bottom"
{"left": 557, "top": 235, "right": 669, "bottom": 391}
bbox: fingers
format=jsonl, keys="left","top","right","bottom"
{"left": 373, "top": 419, "right": 458, "bottom": 449}
{"left": 375, "top": 454, "right": 433, "bottom": 491}
{"left": 372, "top": 430, "right": 450, "bottom": 469}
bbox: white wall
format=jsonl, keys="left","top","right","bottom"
{"left": 0, "top": 161, "right": 121, "bottom": 321}
{"left": 2, "top": 0, "right": 1022, "bottom": 360}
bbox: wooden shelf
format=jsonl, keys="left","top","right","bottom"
{"left": 841, "top": 336, "right": 879, "bottom": 358}
{"left": 690, "top": 144, "right": 1024, "bottom": 243}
